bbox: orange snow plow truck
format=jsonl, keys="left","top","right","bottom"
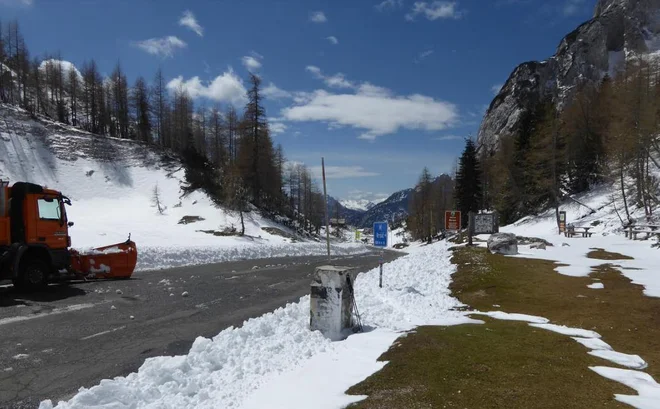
{"left": 0, "top": 181, "right": 137, "bottom": 290}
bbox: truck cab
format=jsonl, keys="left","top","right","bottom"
{"left": 0, "top": 181, "right": 73, "bottom": 289}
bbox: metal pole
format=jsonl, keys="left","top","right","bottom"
{"left": 322, "top": 157, "right": 331, "bottom": 261}
{"left": 379, "top": 250, "right": 383, "bottom": 288}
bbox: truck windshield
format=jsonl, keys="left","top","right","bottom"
{"left": 37, "top": 197, "right": 61, "bottom": 221}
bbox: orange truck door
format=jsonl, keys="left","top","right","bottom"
{"left": 30, "top": 194, "right": 68, "bottom": 249}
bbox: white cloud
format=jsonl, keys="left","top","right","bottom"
{"left": 414, "top": 49, "right": 434, "bottom": 63}
{"left": 405, "top": 1, "right": 463, "bottom": 21}
{"left": 375, "top": 0, "right": 403, "bottom": 11}
{"left": 133, "top": 36, "right": 187, "bottom": 58}
{"left": 262, "top": 82, "right": 292, "bottom": 99}
{"left": 305, "top": 65, "right": 355, "bottom": 89}
{"left": 179, "top": 10, "right": 203, "bottom": 37}
{"left": 309, "top": 11, "right": 327, "bottom": 23}
{"left": 167, "top": 69, "right": 247, "bottom": 105}
{"left": 433, "top": 134, "right": 463, "bottom": 141}
{"left": 326, "top": 36, "right": 339, "bottom": 45}
{"left": 310, "top": 166, "right": 380, "bottom": 179}
{"left": 242, "top": 57, "right": 261, "bottom": 71}
{"left": 282, "top": 83, "right": 458, "bottom": 140}
{"left": 269, "top": 122, "right": 288, "bottom": 135}
{"left": 491, "top": 83, "right": 503, "bottom": 94}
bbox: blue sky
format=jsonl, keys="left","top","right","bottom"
{"left": 1, "top": 0, "right": 595, "bottom": 203}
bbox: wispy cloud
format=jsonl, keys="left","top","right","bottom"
{"left": 405, "top": 1, "right": 463, "bottom": 21}
{"left": 0, "top": 0, "right": 32, "bottom": 6}
{"left": 433, "top": 134, "right": 463, "bottom": 141}
{"left": 262, "top": 82, "right": 292, "bottom": 99}
{"left": 375, "top": 0, "right": 403, "bottom": 11}
{"left": 309, "top": 11, "right": 327, "bottom": 23}
{"left": 414, "top": 49, "right": 434, "bottom": 63}
{"left": 563, "top": 0, "right": 586, "bottom": 16}
{"left": 241, "top": 52, "right": 263, "bottom": 71}
{"left": 167, "top": 69, "right": 247, "bottom": 105}
{"left": 269, "top": 122, "right": 288, "bottom": 135}
{"left": 133, "top": 36, "right": 187, "bottom": 58}
{"left": 326, "top": 36, "right": 339, "bottom": 45}
{"left": 491, "top": 83, "right": 503, "bottom": 94}
{"left": 284, "top": 68, "right": 458, "bottom": 141}
{"left": 179, "top": 10, "right": 203, "bottom": 37}
{"left": 306, "top": 65, "right": 355, "bottom": 89}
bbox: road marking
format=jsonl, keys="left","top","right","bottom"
{"left": 81, "top": 325, "right": 127, "bottom": 340}
{"left": 0, "top": 303, "right": 95, "bottom": 326}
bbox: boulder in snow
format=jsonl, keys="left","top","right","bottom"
{"left": 487, "top": 233, "right": 518, "bottom": 255}
{"left": 530, "top": 242, "right": 546, "bottom": 250}
{"left": 182, "top": 291, "right": 189, "bottom": 297}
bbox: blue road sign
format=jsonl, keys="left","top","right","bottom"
{"left": 373, "top": 222, "right": 388, "bottom": 247}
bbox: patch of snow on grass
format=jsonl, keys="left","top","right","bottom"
{"left": 472, "top": 311, "right": 549, "bottom": 324}
{"left": 589, "top": 350, "right": 647, "bottom": 370}
{"left": 529, "top": 323, "right": 601, "bottom": 338}
{"left": 590, "top": 366, "right": 660, "bottom": 409}
{"left": 587, "top": 282, "right": 605, "bottom": 289}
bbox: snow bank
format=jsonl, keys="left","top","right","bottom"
{"left": 40, "top": 241, "right": 478, "bottom": 409}
{"left": 136, "top": 243, "right": 369, "bottom": 271}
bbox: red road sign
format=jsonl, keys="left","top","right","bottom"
{"left": 445, "top": 210, "right": 461, "bottom": 231}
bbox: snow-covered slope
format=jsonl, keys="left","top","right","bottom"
{"left": 0, "top": 105, "right": 367, "bottom": 270}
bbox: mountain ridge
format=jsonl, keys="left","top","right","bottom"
{"left": 478, "top": 0, "right": 660, "bottom": 150}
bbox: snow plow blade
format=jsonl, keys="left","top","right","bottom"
{"left": 70, "top": 240, "right": 138, "bottom": 279}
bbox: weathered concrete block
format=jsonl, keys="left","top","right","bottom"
{"left": 310, "top": 265, "right": 357, "bottom": 341}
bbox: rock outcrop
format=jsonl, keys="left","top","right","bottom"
{"left": 478, "top": 0, "right": 660, "bottom": 150}
{"left": 487, "top": 233, "right": 519, "bottom": 255}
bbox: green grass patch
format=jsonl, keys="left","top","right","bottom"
{"left": 348, "top": 246, "right": 660, "bottom": 408}
{"left": 587, "top": 248, "right": 634, "bottom": 260}
{"left": 348, "top": 319, "right": 629, "bottom": 409}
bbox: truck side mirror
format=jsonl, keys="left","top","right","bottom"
{"left": 68, "top": 221, "right": 74, "bottom": 227}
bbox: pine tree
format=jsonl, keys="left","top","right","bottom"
{"left": 131, "top": 76, "right": 151, "bottom": 143}
{"left": 454, "top": 139, "right": 482, "bottom": 227}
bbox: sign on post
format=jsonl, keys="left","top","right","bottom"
{"left": 355, "top": 230, "right": 361, "bottom": 242}
{"left": 559, "top": 211, "right": 567, "bottom": 233}
{"left": 373, "top": 222, "right": 388, "bottom": 247}
{"left": 474, "top": 213, "right": 499, "bottom": 234}
{"left": 445, "top": 211, "right": 462, "bottom": 231}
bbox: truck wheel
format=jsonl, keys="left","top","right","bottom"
{"left": 21, "top": 259, "right": 49, "bottom": 290}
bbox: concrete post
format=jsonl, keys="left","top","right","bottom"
{"left": 310, "top": 265, "right": 357, "bottom": 341}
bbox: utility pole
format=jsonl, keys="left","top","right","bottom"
{"left": 322, "top": 157, "right": 331, "bottom": 261}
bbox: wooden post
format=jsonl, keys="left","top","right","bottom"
{"left": 322, "top": 157, "right": 331, "bottom": 261}
{"left": 468, "top": 211, "right": 474, "bottom": 246}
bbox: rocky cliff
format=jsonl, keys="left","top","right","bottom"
{"left": 478, "top": 0, "right": 660, "bottom": 150}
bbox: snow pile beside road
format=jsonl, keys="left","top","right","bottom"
{"left": 136, "top": 242, "right": 370, "bottom": 271}
{"left": 40, "top": 241, "right": 477, "bottom": 409}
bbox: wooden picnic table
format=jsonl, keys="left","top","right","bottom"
{"left": 626, "top": 224, "right": 660, "bottom": 240}
{"left": 565, "top": 226, "right": 593, "bottom": 238}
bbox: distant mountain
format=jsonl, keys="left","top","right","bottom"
{"left": 357, "top": 188, "right": 413, "bottom": 228}
{"left": 339, "top": 199, "right": 377, "bottom": 212}
{"left": 327, "top": 196, "right": 366, "bottom": 226}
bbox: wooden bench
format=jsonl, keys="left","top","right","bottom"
{"left": 629, "top": 230, "right": 660, "bottom": 240}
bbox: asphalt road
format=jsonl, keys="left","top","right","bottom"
{"left": 0, "top": 250, "right": 403, "bottom": 409}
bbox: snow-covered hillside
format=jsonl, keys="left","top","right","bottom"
{"left": 0, "top": 105, "right": 367, "bottom": 270}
